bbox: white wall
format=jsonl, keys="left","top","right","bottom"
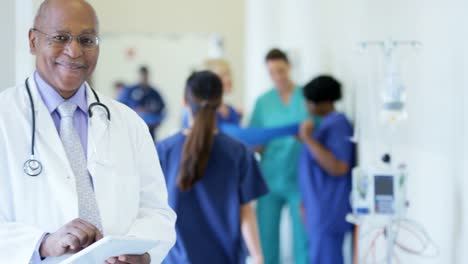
{"left": 0, "top": 0, "right": 35, "bottom": 92}
{"left": 16, "top": 0, "right": 36, "bottom": 84}
{"left": 88, "top": 0, "right": 245, "bottom": 109}
{"left": 246, "top": 0, "right": 468, "bottom": 263}
{"left": 0, "top": 0, "right": 16, "bottom": 90}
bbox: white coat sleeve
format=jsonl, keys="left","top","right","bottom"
{"left": 125, "top": 119, "right": 176, "bottom": 264}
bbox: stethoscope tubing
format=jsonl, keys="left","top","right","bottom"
{"left": 23, "top": 78, "right": 110, "bottom": 177}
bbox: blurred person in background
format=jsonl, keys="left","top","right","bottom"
{"left": 182, "top": 58, "right": 242, "bottom": 128}
{"left": 158, "top": 71, "right": 268, "bottom": 264}
{"left": 118, "top": 65, "right": 166, "bottom": 139}
{"left": 249, "top": 48, "right": 308, "bottom": 264}
{"left": 298, "top": 75, "right": 355, "bottom": 264}
{"left": 113, "top": 80, "right": 126, "bottom": 99}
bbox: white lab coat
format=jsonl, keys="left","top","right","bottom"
{"left": 0, "top": 76, "right": 176, "bottom": 263}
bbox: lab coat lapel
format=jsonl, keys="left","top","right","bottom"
{"left": 85, "top": 86, "right": 113, "bottom": 231}
{"left": 86, "top": 85, "right": 111, "bottom": 179}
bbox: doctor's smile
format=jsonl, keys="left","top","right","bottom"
{"left": 56, "top": 61, "right": 87, "bottom": 70}
{"left": 56, "top": 61, "right": 88, "bottom": 79}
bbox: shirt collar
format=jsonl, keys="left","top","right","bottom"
{"left": 34, "top": 71, "right": 88, "bottom": 114}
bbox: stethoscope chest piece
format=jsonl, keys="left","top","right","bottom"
{"left": 24, "top": 158, "right": 43, "bottom": 176}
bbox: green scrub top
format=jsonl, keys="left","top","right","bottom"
{"left": 249, "top": 86, "right": 308, "bottom": 193}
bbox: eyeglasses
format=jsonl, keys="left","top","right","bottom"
{"left": 32, "top": 28, "right": 100, "bottom": 50}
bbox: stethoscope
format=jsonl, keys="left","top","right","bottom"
{"left": 24, "top": 78, "right": 111, "bottom": 177}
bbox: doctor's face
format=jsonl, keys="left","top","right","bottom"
{"left": 29, "top": 0, "right": 99, "bottom": 99}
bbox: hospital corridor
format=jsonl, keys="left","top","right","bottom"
{"left": 0, "top": 0, "right": 467, "bottom": 263}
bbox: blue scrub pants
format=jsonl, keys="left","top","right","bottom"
{"left": 257, "top": 191, "right": 308, "bottom": 264}
{"left": 308, "top": 231, "right": 345, "bottom": 264}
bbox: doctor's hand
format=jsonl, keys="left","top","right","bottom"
{"left": 105, "top": 253, "right": 151, "bottom": 264}
{"left": 39, "top": 218, "right": 103, "bottom": 258}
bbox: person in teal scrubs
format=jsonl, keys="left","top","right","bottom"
{"left": 249, "top": 48, "right": 308, "bottom": 264}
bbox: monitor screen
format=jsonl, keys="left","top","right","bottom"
{"left": 374, "top": 175, "right": 394, "bottom": 196}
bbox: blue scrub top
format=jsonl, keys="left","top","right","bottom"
{"left": 181, "top": 104, "right": 241, "bottom": 128}
{"left": 118, "top": 84, "right": 166, "bottom": 126}
{"left": 219, "top": 123, "right": 300, "bottom": 148}
{"left": 299, "top": 112, "right": 355, "bottom": 234}
{"left": 157, "top": 132, "right": 268, "bottom": 264}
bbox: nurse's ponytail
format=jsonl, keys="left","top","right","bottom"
{"left": 179, "top": 71, "right": 223, "bottom": 191}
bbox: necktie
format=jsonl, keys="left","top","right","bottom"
{"left": 57, "top": 101, "right": 103, "bottom": 231}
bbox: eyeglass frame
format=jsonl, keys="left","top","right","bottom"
{"left": 31, "top": 28, "right": 100, "bottom": 50}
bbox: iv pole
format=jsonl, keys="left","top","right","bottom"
{"left": 358, "top": 39, "right": 421, "bottom": 264}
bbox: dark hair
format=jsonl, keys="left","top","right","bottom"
{"left": 139, "top": 66, "right": 148, "bottom": 75}
{"left": 303, "top": 75, "right": 342, "bottom": 103}
{"left": 178, "top": 71, "right": 223, "bottom": 191}
{"left": 265, "top": 48, "right": 289, "bottom": 63}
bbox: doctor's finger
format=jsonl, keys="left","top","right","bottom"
{"left": 60, "top": 234, "right": 82, "bottom": 252}
{"left": 105, "top": 257, "right": 127, "bottom": 264}
{"left": 73, "top": 218, "right": 100, "bottom": 233}
{"left": 74, "top": 218, "right": 103, "bottom": 240}
{"left": 66, "top": 226, "right": 93, "bottom": 247}
{"left": 119, "top": 254, "right": 148, "bottom": 263}
{"left": 71, "top": 220, "right": 102, "bottom": 244}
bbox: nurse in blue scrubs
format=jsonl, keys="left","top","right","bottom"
{"left": 297, "top": 75, "right": 356, "bottom": 264}
{"left": 118, "top": 66, "right": 166, "bottom": 139}
{"left": 157, "top": 71, "right": 268, "bottom": 264}
{"left": 182, "top": 59, "right": 242, "bottom": 127}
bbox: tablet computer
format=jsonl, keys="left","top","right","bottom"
{"left": 48, "top": 236, "right": 158, "bottom": 264}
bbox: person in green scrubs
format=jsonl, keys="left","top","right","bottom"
{"left": 249, "top": 48, "right": 308, "bottom": 264}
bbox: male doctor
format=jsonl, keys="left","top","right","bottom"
{"left": 0, "top": 0, "right": 176, "bottom": 263}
